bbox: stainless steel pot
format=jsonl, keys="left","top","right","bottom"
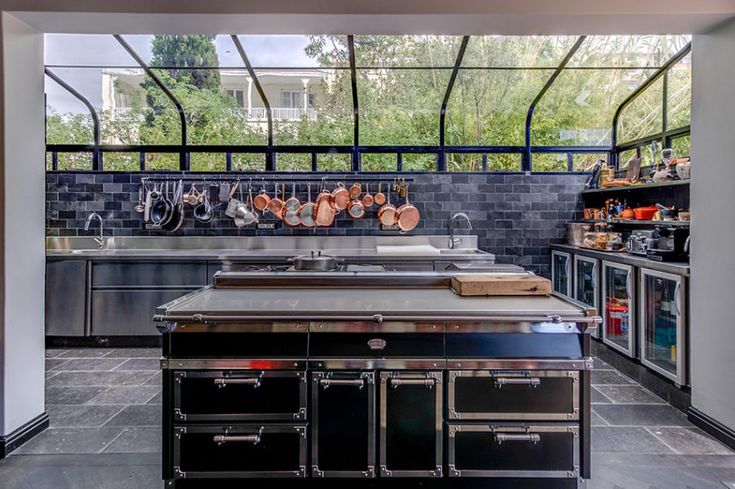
{"left": 288, "top": 251, "right": 341, "bottom": 271}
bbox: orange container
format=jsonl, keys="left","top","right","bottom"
{"left": 633, "top": 206, "right": 657, "bottom": 220}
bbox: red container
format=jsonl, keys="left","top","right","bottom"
{"left": 605, "top": 303, "right": 629, "bottom": 336}
{"left": 633, "top": 206, "right": 657, "bottom": 220}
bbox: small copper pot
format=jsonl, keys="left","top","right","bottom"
{"left": 253, "top": 183, "right": 271, "bottom": 212}
{"left": 361, "top": 183, "right": 374, "bottom": 208}
{"left": 348, "top": 199, "right": 365, "bottom": 219}
{"left": 396, "top": 184, "right": 420, "bottom": 232}
{"left": 267, "top": 182, "right": 284, "bottom": 219}
{"left": 374, "top": 182, "right": 386, "bottom": 206}
{"left": 331, "top": 182, "right": 350, "bottom": 211}
{"left": 377, "top": 189, "right": 397, "bottom": 226}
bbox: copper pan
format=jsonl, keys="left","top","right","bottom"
{"left": 348, "top": 199, "right": 365, "bottom": 219}
{"left": 361, "top": 183, "right": 374, "bottom": 208}
{"left": 373, "top": 182, "right": 386, "bottom": 206}
{"left": 396, "top": 183, "right": 420, "bottom": 232}
{"left": 377, "top": 187, "right": 397, "bottom": 226}
{"left": 331, "top": 182, "right": 350, "bottom": 211}
{"left": 315, "top": 179, "right": 337, "bottom": 226}
{"left": 253, "top": 179, "right": 270, "bottom": 212}
{"left": 267, "top": 182, "right": 284, "bottom": 219}
{"left": 298, "top": 183, "right": 317, "bottom": 228}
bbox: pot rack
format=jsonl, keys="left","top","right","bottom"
{"left": 140, "top": 176, "right": 413, "bottom": 183}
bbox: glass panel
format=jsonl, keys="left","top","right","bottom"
{"left": 488, "top": 154, "right": 522, "bottom": 172}
{"left": 104, "top": 153, "right": 139, "bottom": 171}
{"left": 361, "top": 154, "right": 396, "bottom": 172}
{"left": 276, "top": 153, "right": 310, "bottom": 172}
{"left": 667, "top": 54, "right": 691, "bottom": 130}
{"left": 353, "top": 35, "right": 462, "bottom": 67}
{"left": 618, "top": 77, "right": 664, "bottom": 143}
{"left": 533, "top": 153, "right": 567, "bottom": 172}
{"left": 128, "top": 35, "right": 243, "bottom": 67}
{"left": 533, "top": 68, "right": 656, "bottom": 146}
{"left": 45, "top": 75, "right": 95, "bottom": 145}
{"left": 45, "top": 34, "right": 150, "bottom": 66}
{"left": 318, "top": 153, "right": 351, "bottom": 172}
{"left": 447, "top": 154, "right": 482, "bottom": 172}
{"left": 55, "top": 153, "right": 93, "bottom": 171}
{"left": 604, "top": 266, "right": 633, "bottom": 352}
{"left": 358, "top": 68, "right": 451, "bottom": 145}
{"left": 618, "top": 149, "right": 638, "bottom": 167}
{"left": 574, "top": 153, "right": 608, "bottom": 172}
{"left": 568, "top": 36, "right": 689, "bottom": 68}
{"left": 575, "top": 260, "right": 597, "bottom": 307}
{"left": 643, "top": 274, "right": 680, "bottom": 376}
{"left": 670, "top": 135, "right": 690, "bottom": 158}
{"left": 232, "top": 153, "right": 264, "bottom": 172}
{"left": 238, "top": 35, "right": 347, "bottom": 68}
{"left": 553, "top": 254, "right": 569, "bottom": 295}
{"left": 190, "top": 153, "right": 227, "bottom": 172}
{"left": 446, "top": 69, "right": 553, "bottom": 146}
{"left": 401, "top": 153, "right": 436, "bottom": 172}
{"left": 144, "top": 153, "right": 179, "bottom": 171}
{"left": 462, "top": 36, "right": 579, "bottom": 67}
{"left": 640, "top": 141, "right": 663, "bottom": 170}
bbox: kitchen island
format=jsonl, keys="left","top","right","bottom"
{"left": 155, "top": 270, "right": 599, "bottom": 488}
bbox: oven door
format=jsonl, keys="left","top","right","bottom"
{"left": 173, "top": 424, "right": 307, "bottom": 479}
{"left": 173, "top": 370, "right": 307, "bottom": 422}
{"left": 448, "top": 423, "right": 579, "bottom": 478}
{"left": 379, "top": 371, "right": 443, "bottom": 478}
{"left": 311, "top": 371, "right": 376, "bottom": 478}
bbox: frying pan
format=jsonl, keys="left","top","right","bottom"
{"left": 298, "top": 183, "right": 317, "bottom": 228}
{"left": 377, "top": 187, "right": 397, "bottom": 226}
{"left": 348, "top": 199, "right": 365, "bottom": 219}
{"left": 331, "top": 182, "right": 350, "bottom": 211}
{"left": 361, "top": 183, "right": 374, "bottom": 208}
{"left": 253, "top": 180, "right": 270, "bottom": 212}
{"left": 396, "top": 183, "right": 420, "bottom": 232}
{"left": 285, "top": 182, "right": 301, "bottom": 213}
{"left": 374, "top": 182, "right": 386, "bottom": 206}
{"left": 267, "top": 182, "right": 284, "bottom": 219}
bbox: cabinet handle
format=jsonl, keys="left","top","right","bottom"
{"left": 626, "top": 269, "right": 632, "bottom": 299}
{"left": 674, "top": 281, "right": 682, "bottom": 316}
{"left": 494, "top": 433, "right": 541, "bottom": 445}
{"left": 214, "top": 377, "right": 261, "bottom": 388}
{"left": 319, "top": 378, "right": 365, "bottom": 389}
{"left": 213, "top": 434, "right": 261, "bottom": 445}
{"left": 390, "top": 378, "right": 436, "bottom": 388}
{"left": 494, "top": 377, "right": 540, "bottom": 388}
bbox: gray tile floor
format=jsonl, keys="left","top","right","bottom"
{"left": 1, "top": 349, "right": 734, "bottom": 489}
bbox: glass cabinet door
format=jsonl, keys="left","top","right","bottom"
{"left": 552, "top": 251, "right": 571, "bottom": 297}
{"left": 639, "top": 269, "right": 685, "bottom": 384}
{"left": 574, "top": 256, "right": 599, "bottom": 338}
{"left": 602, "top": 262, "right": 634, "bottom": 356}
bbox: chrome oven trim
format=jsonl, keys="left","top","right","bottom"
{"left": 161, "top": 359, "right": 307, "bottom": 370}
{"left": 310, "top": 322, "right": 444, "bottom": 333}
{"left": 309, "top": 359, "right": 446, "bottom": 370}
{"left": 446, "top": 358, "right": 593, "bottom": 370}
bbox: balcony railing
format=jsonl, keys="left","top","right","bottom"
{"left": 236, "top": 107, "right": 317, "bottom": 121}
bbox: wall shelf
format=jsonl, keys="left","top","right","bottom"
{"left": 581, "top": 180, "right": 689, "bottom": 195}
{"left": 579, "top": 219, "right": 690, "bottom": 227}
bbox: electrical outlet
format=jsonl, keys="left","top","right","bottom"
{"left": 257, "top": 222, "right": 276, "bottom": 230}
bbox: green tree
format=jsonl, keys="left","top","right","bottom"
{"left": 149, "top": 35, "right": 220, "bottom": 90}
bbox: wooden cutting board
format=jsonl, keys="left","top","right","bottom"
{"left": 450, "top": 274, "right": 552, "bottom": 296}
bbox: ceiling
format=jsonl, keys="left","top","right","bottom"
{"left": 7, "top": 0, "right": 735, "bottom": 35}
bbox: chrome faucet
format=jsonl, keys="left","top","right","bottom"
{"left": 449, "top": 212, "right": 472, "bottom": 249}
{"left": 84, "top": 212, "right": 104, "bottom": 249}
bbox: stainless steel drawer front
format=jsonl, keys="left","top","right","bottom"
{"left": 173, "top": 424, "right": 307, "bottom": 479}
{"left": 93, "top": 262, "right": 207, "bottom": 287}
{"left": 447, "top": 424, "right": 580, "bottom": 478}
{"left": 174, "top": 370, "right": 307, "bottom": 422}
{"left": 379, "top": 371, "right": 442, "bottom": 478}
{"left": 448, "top": 370, "right": 579, "bottom": 421}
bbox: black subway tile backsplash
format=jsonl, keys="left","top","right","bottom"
{"left": 45, "top": 172, "right": 586, "bottom": 276}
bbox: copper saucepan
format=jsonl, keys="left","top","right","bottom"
{"left": 331, "top": 182, "right": 350, "bottom": 211}
{"left": 253, "top": 179, "right": 270, "bottom": 212}
{"left": 373, "top": 182, "right": 386, "bottom": 206}
{"left": 377, "top": 186, "right": 397, "bottom": 226}
{"left": 267, "top": 182, "right": 284, "bottom": 219}
{"left": 396, "top": 183, "right": 420, "bottom": 232}
{"left": 361, "top": 183, "right": 374, "bottom": 208}
{"left": 348, "top": 199, "right": 365, "bottom": 219}
{"left": 315, "top": 179, "right": 337, "bottom": 226}
{"left": 349, "top": 182, "right": 362, "bottom": 199}
{"left": 298, "top": 183, "right": 317, "bottom": 228}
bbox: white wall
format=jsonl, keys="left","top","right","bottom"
{"left": 0, "top": 13, "right": 46, "bottom": 436}
{"left": 689, "top": 18, "right": 735, "bottom": 430}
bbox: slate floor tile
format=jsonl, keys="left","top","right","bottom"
{"left": 144, "top": 372, "right": 162, "bottom": 386}
{"left": 591, "top": 426, "right": 675, "bottom": 454}
{"left": 590, "top": 409, "right": 609, "bottom": 426}
{"left": 102, "top": 428, "right": 161, "bottom": 454}
{"left": 105, "top": 405, "right": 160, "bottom": 427}
{"left": 13, "top": 427, "right": 124, "bottom": 455}
{"left": 593, "top": 357, "right": 614, "bottom": 370}
{"left": 57, "top": 349, "right": 115, "bottom": 359}
{"left": 45, "top": 386, "right": 106, "bottom": 405}
{"left": 591, "top": 369, "right": 636, "bottom": 385}
{"left": 54, "top": 358, "right": 127, "bottom": 372}
{"left": 591, "top": 386, "right": 612, "bottom": 404}
{"left": 45, "top": 359, "right": 70, "bottom": 371}
{"left": 106, "top": 348, "right": 161, "bottom": 358}
{"left": 45, "top": 349, "right": 68, "bottom": 359}
{"left": 647, "top": 427, "right": 734, "bottom": 455}
{"left": 146, "top": 391, "right": 162, "bottom": 405}
{"left": 46, "top": 405, "right": 124, "bottom": 428}
{"left": 47, "top": 371, "right": 156, "bottom": 387}
{"left": 113, "top": 359, "right": 160, "bottom": 371}
{"left": 87, "top": 386, "right": 161, "bottom": 405}
{"left": 594, "top": 404, "right": 690, "bottom": 427}
{"left": 594, "top": 385, "right": 666, "bottom": 404}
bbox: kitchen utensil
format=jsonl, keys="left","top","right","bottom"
{"left": 451, "top": 274, "right": 551, "bottom": 297}
{"left": 361, "top": 183, "right": 374, "bottom": 208}
{"left": 624, "top": 157, "right": 642, "bottom": 181}
{"left": 676, "top": 159, "right": 691, "bottom": 180}
{"left": 224, "top": 179, "right": 242, "bottom": 218}
{"left": 377, "top": 188, "right": 398, "bottom": 226}
{"left": 208, "top": 183, "right": 220, "bottom": 204}
{"left": 298, "top": 183, "right": 316, "bottom": 228}
{"left": 315, "top": 180, "right": 336, "bottom": 227}
{"left": 285, "top": 182, "right": 300, "bottom": 213}
{"left": 399, "top": 178, "right": 407, "bottom": 198}
{"left": 155, "top": 182, "right": 175, "bottom": 227}
{"left": 253, "top": 180, "right": 270, "bottom": 212}
{"left": 621, "top": 207, "right": 636, "bottom": 220}
{"left": 656, "top": 203, "right": 678, "bottom": 221}
{"left": 289, "top": 251, "right": 341, "bottom": 271}
{"left": 567, "top": 223, "right": 593, "bottom": 246}
{"left": 396, "top": 184, "right": 420, "bottom": 232}
{"left": 267, "top": 182, "right": 284, "bottom": 219}
{"left": 348, "top": 199, "right": 365, "bottom": 219}
{"left": 184, "top": 183, "right": 201, "bottom": 206}
{"left": 234, "top": 184, "right": 258, "bottom": 228}
{"left": 633, "top": 205, "right": 658, "bottom": 220}
{"left": 331, "top": 182, "right": 350, "bottom": 211}
{"left": 193, "top": 188, "right": 214, "bottom": 223}
{"left": 349, "top": 182, "right": 362, "bottom": 199}
{"left": 374, "top": 182, "right": 386, "bottom": 205}
{"left": 163, "top": 180, "right": 184, "bottom": 232}
{"left": 283, "top": 209, "right": 301, "bottom": 227}
{"left": 135, "top": 183, "right": 145, "bottom": 213}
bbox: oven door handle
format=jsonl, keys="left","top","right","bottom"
{"left": 390, "top": 378, "right": 436, "bottom": 388}
{"left": 494, "top": 433, "right": 541, "bottom": 445}
{"left": 494, "top": 377, "right": 540, "bottom": 388}
{"left": 319, "top": 378, "right": 365, "bottom": 389}
{"left": 213, "top": 434, "right": 261, "bottom": 445}
{"left": 213, "top": 376, "right": 262, "bottom": 388}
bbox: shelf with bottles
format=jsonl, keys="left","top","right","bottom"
{"left": 581, "top": 179, "right": 689, "bottom": 195}
{"left": 580, "top": 219, "right": 689, "bottom": 227}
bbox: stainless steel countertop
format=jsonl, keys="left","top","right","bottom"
{"left": 46, "top": 235, "right": 493, "bottom": 262}
{"left": 550, "top": 244, "right": 690, "bottom": 277}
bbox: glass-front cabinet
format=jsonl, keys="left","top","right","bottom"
{"left": 601, "top": 261, "right": 635, "bottom": 357}
{"left": 639, "top": 268, "right": 686, "bottom": 385}
{"left": 574, "top": 255, "right": 599, "bottom": 338}
{"left": 551, "top": 251, "right": 572, "bottom": 297}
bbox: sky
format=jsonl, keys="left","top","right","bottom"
{"left": 44, "top": 34, "right": 317, "bottom": 113}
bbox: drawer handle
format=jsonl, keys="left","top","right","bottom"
{"left": 494, "top": 433, "right": 541, "bottom": 445}
{"left": 494, "top": 377, "right": 540, "bottom": 388}
{"left": 214, "top": 377, "right": 261, "bottom": 389}
{"left": 391, "top": 378, "right": 436, "bottom": 389}
{"left": 319, "top": 378, "right": 365, "bottom": 389}
{"left": 213, "top": 434, "right": 261, "bottom": 446}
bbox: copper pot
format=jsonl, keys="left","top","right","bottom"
{"left": 267, "top": 182, "right": 284, "bottom": 219}
{"left": 349, "top": 182, "right": 362, "bottom": 199}
{"left": 348, "top": 199, "right": 365, "bottom": 219}
{"left": 253, "top": 182, "right": 270, "bottom": 212}
{"left": 315, "top": 182, "right": 337, "bottom": 227}
{"left": 331, "top": 182, "right": 350, "bottom": 211}
{"left": 396, "top": 184, "right": 420, "bottom": 232}
{"left": 373, "top": 182, "right": 386, "bottom": 206}
{"left": 377, "top": 188, "right": 397, "bottom": 226}
{"left": 361, "top": 183, "right": 374, "bottom": 208}
{"left": 298, "top": 183, "right": 317, "bottom": 228}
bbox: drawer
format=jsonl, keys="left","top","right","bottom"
{"left": 174, "top": 370, "right": 307, "bottom": 422}
{"left": 91, "top": 288, "right": 195, "bottom": 336}
{"left": 169, "top": 323, "right": 308, "bottom": 358}
{"left": 448, "top": 370, "right": 579, "bottom": 421}
{"left": 92, "top": 262, "right": 206, "bottom": 287}
{"left": 448, "top": 424, "right": 579, "bottom": 478}
{"left": 309, "top": 322, "right": 444, "bottom": 358}
{"left": 173, "top": 424, "right": 306, "bottom": 479}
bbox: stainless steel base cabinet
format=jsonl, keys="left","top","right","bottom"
{"left": 379, "top": 371, "right": 442, "bottom": 478}
{"left": 448, "top": 424, "right": 580, "bottom": 478}
{"left": 311, "top": 371, "right": 376, "bottom": 478}
{"left": 173, "top": 424, "right": 307, "bottom": 479}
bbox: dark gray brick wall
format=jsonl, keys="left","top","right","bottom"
{"left": 46, "top": 172, "right": 586, "bottom": 277}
